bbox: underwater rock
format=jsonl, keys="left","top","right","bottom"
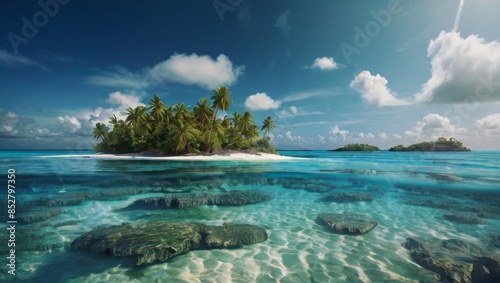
{"left": 304, "top": 183, "right": 336, "bottom": 193}
{"left": 17, "top": 209, "right": 64, "bottom": 223}
{"left": 125, "top": 190, "right": 273, "bottom": 210}
{"left": 19, "top": 197, "right": 85, "bottom": 209}
{"left": 490, "top": 234, "right": 500, "bottom": 248}
{"left": 70, "top": 222, "right": 268, "bottom": 265}
{"left": 366, "top": 185, "right": 386, "bottom": 197}
{"left": 404, "top": 198, "right": 500, "bottom": 216}
{"left": 323, "top": 192, "right": 373, "bottom": 202}
{"left": 202, "top": 223, "right": 268, "bottom": 248}
{"left": 403, "top": 237, "right": 500, "bottom": 283}
{"left": 19, "top": 183, "right": 231, "bottom": 210}
{"left": 443, "top": 213, "right": 486, "bottom": 224}
{"left": 0, "top": 229, "right": 66, "bottom": 254}
{"left": 317, "top": 213, "right": 378, "bottom": 235}
{"left": 53, "top": 220, "right": 79, "bottom": 227}
{"left": 279, "top": 180, "right": 336, "bottom": 193}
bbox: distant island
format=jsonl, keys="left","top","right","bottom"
{"left": 92, "top": 86, "right": 277, "bottom": 155}
{"left": 389, "top": 137, "right": 470, "bottom": 152}
{"left": 330, "top": 143, "right": 380, "bottom": 152}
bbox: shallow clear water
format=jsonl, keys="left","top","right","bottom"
{"left": 1, "top": 150, "right": 499, "bottom": 282}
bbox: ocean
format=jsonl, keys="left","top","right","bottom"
{"left": 1, "top": 150, "right": 499, "bottom": 282}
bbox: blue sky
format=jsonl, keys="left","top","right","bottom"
{"left": 1, "top": 0, "right": 500, "bottom": 150}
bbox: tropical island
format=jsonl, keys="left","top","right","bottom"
{"left": 329, "top": 143, "right": 380, "bottom": 152}
{"left": 92, "top": 86, "right": 277, "bottom": 156}
{"left": 389, "top": 137, "right": 470, "bottom": 152}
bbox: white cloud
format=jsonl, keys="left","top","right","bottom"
{"left": 393, "top": 133, "right": 402, "bottom": 139}
{"left": 378, "top": 132, "right": 388, "bottom": 140}
{"left": 358, "top": 132, "right": 375, "bottom": 139}
{"left": 0, "top": 49, "right": 48, "bottom": 70}
{"left": 0, "top": 110, "right": 24, "bottom": 137}
{"left": 415, "top": 31, "right": 500, "bottom": 104}
{"left": 308, "top": 57, "right": 340, "bottom": 71}
{"left": 32, "top": 128, "right": 59, "bottom": 138}
{"left": 275, "top": 106, "right": 323, "bottom": 119}
{"left": 85, "top": 66, "right": 145, "bottom": 88}
{"left": 283, "top": 130, "right": 303, "bottom": 142}
{"left": 474, "top": 113, "right": 500, "bottom": 135}
{"left": 272, "top": 130, "right": 329, "bottom": 149}
{"left": 329, "top": 125, "right": 350, "bottom": 140}
{"left": 106, "top": 91, "right": 145, "bottom": 109}
{"left": 282, "top": 89, "right": 332, "bottom": 102}
{"left": 350, "top": 71, "right": 410, "bottom": 107}
{"left": 86, "top": 53, "right": 244, "bottom": 90}
{"left": 57, "top": 116, "right": 82, "bottom": 133}
{"left": 245, "top": 93, "right": 282, "bottom": 111}
{"left": 275, "top": 10, "right": 290, "bottom": 36}
{"left": 317, "top": 135, "right": 326, "bottom": 144}
{"left": 453, "top": 0, "right": 465, "bottom": 32}
{"left": 6, "top": 112, "right": 17, "bottom": 119}
{"left": 405, "top": 113, "right": 467, "bottom": 140}
{"left": 150, "top": 53, "right": 244, "bottom": 90}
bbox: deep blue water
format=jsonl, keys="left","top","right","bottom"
{"left": 0, "top": 150, "right": 499, "bottom": 282}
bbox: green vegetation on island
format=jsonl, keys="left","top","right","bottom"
{"left": 92, "top": 86, "right": 277, "bottom": 155}
{"left": 389, "top": 137, "right": 470, "bottom": 152}
{"left": 330, "top": 143, "right": 380, "bottom": 152}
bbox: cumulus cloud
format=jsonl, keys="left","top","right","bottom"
{"left": 350, "top": 71, "right": 410, "bottom": 107}
{"left": 57, "top": 116, "right": 82, "bottom": 133}
{"left": 86, "top": 54, "right": 244, "bottom": 90}
{"left": 329, "top": 125, "right": 350, "bottom": 140}
{"left": 1, "top": 90, "right": 148, "bottom": 148}
{"left": 317, "top": 135, "right": 326, "bottom": 144}
{"left": 0, "top": 111, "right": 21, "bottom": 137}
{"left": 245, "top": 93, "right": 282, "bottom": 111}
{"left": 0, "top": 110, "right": 63, "bottom": 148}
{"left": 272, "top": 130, "right": 331, "bottom": 149}
{"left": 358, "top": 132, "right": 375, "bottom": 139}
{"left": 393, "top": 133, "right": 402, "bottom": 139}
{"left": 415, "top": 31, "right": 500, "bottom": 104}
{"left": 150, "top": 53, "right": 244, "bottom": 90}
{"left": 106, "top": 91, "right": 145, "bottom": 109}
{"left": 289, "top": 106, "right": 298, "bottom": 115}
{"left": 0, "top": 49, "right": 48, "bottom": 70}
{"left": 474, "top": 113, "right": 500, "bottom": 135}
{"left": 307, "top": 57, "right": 341, "bottom": 71}
{"left": 405, "top": 113, "right": 467, "bottom": 140}
{"left": 378, "top": 132, "right": 388, "bottom": 140}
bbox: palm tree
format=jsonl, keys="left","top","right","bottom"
{"left": 168, "top": 119, "right": 200, "bottom": 153}
{"left": 109, "top": 114, "right": 119, "bottom": 127}
{"left": 261, "top": 116, "right": 276, "bottom": 137}
{"left": 194, "top": 98, "right": 214, "bottom": 130}
{"left": 202, "top": 120, "right": 225, "bottom": 151}
{"left": 93, "top": 122, "right": 108, "bottom": 142}
{"left": 240, "top": 111, "right": 255, "bottom": 134}
{"left": 231, "top": 112, "right": 242, "bottom": 129}
{"left": 211, "top": 86, "right": 232, "bottom": 119}
{"left": 148, "top": 94, "right": 167, "bottom": 123}
{"left": 173, "top": 103, "right": 192, "bottom": 123}
{"left": 125, "top": 106, "right": 151, "bottom": 134}
{"left": 222, "top": 116, "right": 231, "bottom": 130}
{"left": 246, "top": 124, "right": 260, "bottom": 145}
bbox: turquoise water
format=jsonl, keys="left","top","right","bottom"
{"left": 1, "top": 150, "right": 499, "bottom": 282}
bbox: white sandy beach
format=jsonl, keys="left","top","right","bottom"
{"left": 40, "top": 152, "right": 301, "bottom": 161}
